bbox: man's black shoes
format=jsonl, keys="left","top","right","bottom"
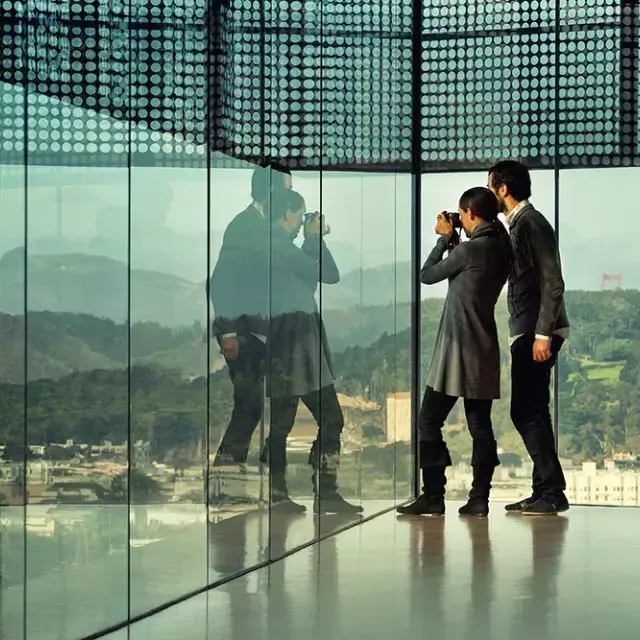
{"left": 505, "top": 496, "right": 538, "bottom": 513}
{"left": 397, "top": 494, "right": 445, "bottom": 517}
{"left": 458, "top": 498, "right": 489, "bottom": 517}
{"left": 522, "top": 497, "right": 569, "bottom": 516}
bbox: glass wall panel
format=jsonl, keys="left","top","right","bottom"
{"left": 394, "top": 173, "right": 413, "bottom": 503}
{"left": 207, "top": 161, "right": 270, "bottom": 581}
{"left": 355, "top": 173, "right": 401, "bottom": 516}
{"left": 267, "top": 171, "right": 323, "bottom": 553}
{"left": 420, "top": 171, "right": 556, "bottom": 506}
{"left": 302, "top": 170, "right": 411, "bottom": 523}
{"left": 24, "top": 158, "right": 130, "bottom": 639}
{"left": 558, "top": 168, "right": 640, "bottom": 506}
{"left": 0, "top": 92, "right": 26, "bottom": 640}
{"left": 128, "top": 164, "right": 209, "bottom": 616}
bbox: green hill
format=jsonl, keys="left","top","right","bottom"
{"left": 0, "top": 312, "right": 219, "bottom": 383}
{"left": 333, "top": 289, "right": 640, "bottom": 462}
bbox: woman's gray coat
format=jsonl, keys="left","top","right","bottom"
{"left": 267, "top": 226, "right": 339, "bottom": 398}
{"left": 422, "top": 222, "right": 511, "bottom": 399}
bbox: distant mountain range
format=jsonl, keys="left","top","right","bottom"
{"left": 0, "top": 249, "right": 428, "bottom": 327}
{"left": 2, "top": 241, "right": 637, "bottom": 342}
{"left": 0, "top": 249, "right": 207, "bottom": 328}
{"left": 322, "top": 261, "right": 445, "bottom": 309}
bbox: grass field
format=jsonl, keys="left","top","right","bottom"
{"left": 568, "top": 360, "right": 624, "bottom": 385}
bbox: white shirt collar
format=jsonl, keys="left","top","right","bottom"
{"left": 506, "top": 199, "right": 530, "bottom": 226}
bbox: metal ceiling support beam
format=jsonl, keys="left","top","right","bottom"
{"left": 620, "top": 0, "right": 639, "bottom": 160}
{"left": 410, "top": 0, "right": 423, "bottom": 500}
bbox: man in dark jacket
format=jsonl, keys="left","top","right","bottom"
{"left": 209, "top": 163, "right": 292, "bottom": 505}
{"left": 488, "top": 160, "right": 570, "bottom": 516}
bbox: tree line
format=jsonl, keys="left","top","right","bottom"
{"left": 2, "top": 290, "right": 640, "bottom": 466}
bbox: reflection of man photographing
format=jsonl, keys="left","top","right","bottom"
{"left": 209, "top": 163, "right": 292, "bottom": 505}
{"left": 488, "top": 160, "right": 570, "bottom": 516}
{"left": 398, "top": 187, "right": 512, "bottom": 518}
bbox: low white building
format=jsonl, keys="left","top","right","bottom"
{"left": 385, "top": 392, "right": 412, "bottom": 443}
{"left": 565, "top": 461, "right": 640, "bottom": 506}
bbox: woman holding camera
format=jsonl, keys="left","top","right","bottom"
{"left": 259, "top": 188, "right": 362, "bottom": 515}
{"left": 398, "top": 187, "right": 513, "bottom": 517}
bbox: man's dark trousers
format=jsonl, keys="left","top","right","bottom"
{"left": 510, "top": 333, "right": 566, "bottom": 501}
{"left": 215, "top": 335, "right": 265, "bottom": 464}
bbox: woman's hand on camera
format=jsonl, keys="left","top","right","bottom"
{"left": 435, "top": 211, "right": 454, "bottom": 237}
{"left": 304, "top": 212, "right": 330, "bottom": 238}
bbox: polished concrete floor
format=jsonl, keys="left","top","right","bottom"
{"left": 122, "top": 502, "right": 640, "bottom": 640}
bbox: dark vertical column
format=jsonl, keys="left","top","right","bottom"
{"left": 208, "top": 0, "right": 231, "bottom": 158}
{"left": 259, "top": 0, "right": 267, "bottom": 163}
{"left": 21, "top": 6, "right": 29, "bottom": 638}
{"left": 126, "top": 0, "right": 133, "bottom": 625}
{"left": 410, "top": 0, "right": 423, "bottom": 497}
{"left": 553, "top": 0, "right": 561, "bottom": 448}
{"left": 620, "top": 0, "right": 639, "bottom": 160}
{"left": 205, "top": 0, "right": 213, "bottom": 591}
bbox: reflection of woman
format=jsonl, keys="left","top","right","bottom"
{"left": 260, "top": 189, "right": 362, "bottom": 515}
{"left": 398, "top": 187, "right": 513, "bottom": 517}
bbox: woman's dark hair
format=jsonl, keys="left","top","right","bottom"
{"left": 458, "top": 186, "right": 499, "bottom": 221}
{"left": 488, "top": 160, "right": 532, "bottom": 201}
{"left": 459, "top": 186, "right": 515, "bottom": 277}
{"left": 270, "top": 188, "right": 306, "bottom": 223}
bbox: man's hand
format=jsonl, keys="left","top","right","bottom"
{"left": 533, "top": 338, "right": 552, "bottom": 362}
{"left": 435, "top": 211, "right": 454, "bottom": 237}
{"left": 220, "top": 335, "right": 240, "bottom": 361}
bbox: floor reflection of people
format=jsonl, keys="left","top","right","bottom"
{"left": 208, "top": 509, "right": 305, "bottom": 640}
{"left": 267, "top": 512, "right": 361, "bottom": 640}
{"left": 405, "top": 517, "right": 496, "bottom": 639}
{"left": 463, "top": 518, "right": 495, "bottom": 639}
{"left": 209, "top": 164, "right": 293, "bottom": 509}
{"left": 259, "top": 189, "right": 361, "bottom": 515}
{"left": 408, "top": 518, "right": 446, "bottom": 638}
{"left": 510, "top": 516, "right": 569, "bottom": 639}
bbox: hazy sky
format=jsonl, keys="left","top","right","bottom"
{"left": 2, "top": 81, "right": 639, "bottom": 291}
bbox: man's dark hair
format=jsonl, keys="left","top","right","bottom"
{"left": 458, "top": 187, "right": 499, "bottom": 222}
{"left": 488, "top": 160, "right": 532, "bottom": 201}
{"left": 251, "top": 162, "right": 292, "bottom": 203}
{"left": 270, "top": 188, "right": 305, "bottom": 224}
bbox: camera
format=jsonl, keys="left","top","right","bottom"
{"left": 303, "top": 212, "right": 317, "bottom": 224}
{"left": 442, "top": 211, "right": 462, "bottom": 229}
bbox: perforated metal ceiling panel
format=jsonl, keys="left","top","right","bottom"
{"left": 211, "top": 0, "right": 414, "bottom": 170}
{"left": 420, "top": 0, "right": 639, "bottom": 171}
{"left": 1, "top": 0, "right": 639, "bottom": 171}
{"left": 1, "top": 0, "right": 208, "bottom": 167}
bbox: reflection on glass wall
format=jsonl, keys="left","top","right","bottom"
{"left": 0, "top": 132, "right": 412, "bottom": 640}
{"left": 0, "top": 143, "right": 25, "bottom": 640}
{"left": 0, "top": 158, "right": 413, "bottom": 640}
{"left": 128, "top": 166, "right": 209, "bottom": 616}
{"left": 24, "top": 163, "right": 130, "bottom": 638}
